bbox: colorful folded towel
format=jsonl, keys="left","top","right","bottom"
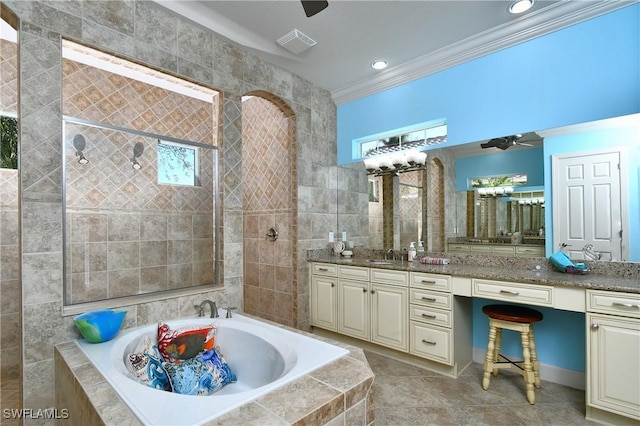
{"left": 419, "top": 257, "right": 450, "bottom": 265}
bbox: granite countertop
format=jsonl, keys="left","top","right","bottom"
{"left": 307, "top": 251, "right": 640, "bottom": 294}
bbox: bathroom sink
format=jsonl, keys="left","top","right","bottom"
{"left": 367, "top": 259, "right": 393, "bottom": 265}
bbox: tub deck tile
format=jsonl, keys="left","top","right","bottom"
{"left": 308, "top": 355, "right": 374, "bottom": 409}
{"left": 255, "top": 375, "right": 344, "bottom": 425}
{"left": 204, "top": 402, "right": 289, "bottom": 426}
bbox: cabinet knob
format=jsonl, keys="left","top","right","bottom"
{"left": 362, "top": 288, "right": 367, "bottom": 293}
{"left": 591, "top": 323, "right": 599, "bottom": 330}
{"left": 371, "top": 290, "right": 376, "bottom": 294}
{"left": 331, "top": 283, "right": 335, "bottom": 287}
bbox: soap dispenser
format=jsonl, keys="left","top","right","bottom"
{"left": 417, "top": 241, "right": 425, "bottom": 257}
{"left": 408, "top": 242, "right": 417, "bottom": 262}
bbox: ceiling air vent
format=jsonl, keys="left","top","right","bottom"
{"left": 277, "top": 29, "right": 316, "bottom": 54}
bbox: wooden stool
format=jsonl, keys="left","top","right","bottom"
{"left": 481, "top": 304, "right": 543, "bottom": 404}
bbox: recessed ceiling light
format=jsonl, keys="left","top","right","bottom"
{"left": 509, "top": 0, "right": 534, "bottom": 14}
{"left": 371, "top": 60, "right": 388, "bottom": 70}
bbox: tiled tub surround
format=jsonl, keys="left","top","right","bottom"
{"left": 7, "top": 0, "right": 338, "bottom": 414}
{"left": 55, "top": 315, "right": 375, "bottom": 425}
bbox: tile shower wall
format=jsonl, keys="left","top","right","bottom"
{"left": 0, "top": 35, "right": 21, "bottom": 419}
{"left": 63, "top": 58, "right": 217, "bottom": 304}
{"left": 426, "top": 158, "right": 445, "bottom": 252}
{"left": 399, "top": 171, "right": 422, "bottom": 249}
{"left": 6, "top": 0, "right": 337, "bottom": 415}
{"left": 242, "top": 96, "right": 295, "bottom": 327}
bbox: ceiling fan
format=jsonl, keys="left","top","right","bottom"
{"left": 301, "top": 0, "right": 329, "bottom": 17}
{"left": 480, "top": 134, "right": 534, "bottom": 150}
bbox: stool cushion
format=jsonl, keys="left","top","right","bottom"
{"left": 482, "top": 304, "right": 543, "bottom": 323}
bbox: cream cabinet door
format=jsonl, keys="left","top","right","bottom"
{"left": 587, "top": 313, "right": 640, "bottom": 421}
{"left": 371, "top": 283, "right": 408, "bottom": 352}
{"left": 338, "top": 279, "right": 370, "bottom": 340}
{"left": 310, "top": 275, "right": 337, "bottom": 331}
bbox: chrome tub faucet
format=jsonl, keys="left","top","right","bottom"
{"left": 196, "top": 300, "right": 219, "bottom": 318}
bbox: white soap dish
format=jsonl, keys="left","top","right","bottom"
{"left": 341, "top": 250, "right": 353, "bottom": 258}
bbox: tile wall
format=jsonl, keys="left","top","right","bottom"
{"left": 0, "top": 32, "right": 21, "bottom": 420}
{"left": 5, "top": 0, "right": 337, "bottom": 417}
{"left": 427, "top": 158, "right": 446, "bottom": 252}
{"left": 242, "top": 95, "right": 296, "bottom": 326}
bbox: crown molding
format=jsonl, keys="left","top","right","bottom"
{"left": 331, "top": 1, "right": 637, "bottom": 105}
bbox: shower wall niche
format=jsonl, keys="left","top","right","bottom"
{"left": 62, "top": 41, "right": 220, "bottom": 306}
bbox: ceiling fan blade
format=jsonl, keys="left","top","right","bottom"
{"left": 301, "top": 0, "right": 328, "bottom": 17}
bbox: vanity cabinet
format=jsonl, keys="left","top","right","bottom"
{"left": 586, "top": 290, "right": 640, "bottom": 424}
{"left": 409, "top": 272, "right": 472, "bottom": 371}
{"left": 310, "top": 264, "right": 338, "bottom": 331}
{"left": 336, "top": 265, "right": 409, "bottom": 352}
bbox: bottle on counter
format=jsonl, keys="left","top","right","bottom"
{"left": 408, "top": 242, "right": 417, "bottom": 262}
{"left": 417, "top": 241, "right": 425, "bottom": 258}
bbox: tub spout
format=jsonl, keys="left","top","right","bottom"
{"left": 196, "top": 300, "right": 218, "bottom": 318}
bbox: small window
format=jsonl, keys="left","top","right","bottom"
{"left": 157, "top": 140, "right": 199, "bottom": 186}
{"left": 0, "top": 115, "right": 18, "bottom": 169}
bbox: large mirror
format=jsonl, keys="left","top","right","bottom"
{"left": 337, "top": 116, "right": 640, "bottom": 262}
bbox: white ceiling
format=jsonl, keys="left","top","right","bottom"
{"left": 156, "top": 0, "right": 630, "bottom": 105}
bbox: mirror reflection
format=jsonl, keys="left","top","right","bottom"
{"left": 340, "top": 118, "right": 639, "bottom": 262}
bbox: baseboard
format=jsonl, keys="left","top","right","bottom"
{"left": 473, "top": 347, "right": 585, "bottom": 390}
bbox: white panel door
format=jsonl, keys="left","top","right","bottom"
{"left": 552, "top": 150, "right": 623, "bottom": 260}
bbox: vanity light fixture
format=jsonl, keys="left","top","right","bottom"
{"left": 371, "top": 60, "right": 388, "bottom": 70}
{"left": 73, "top": 134, "right": 89, "bottom": 164}
{"left": 364, "top": 149, "right": 427, "bottom": 177}
{"left": 509, "top": 0, "right": 534, "bottom": 14}
{"left": 477, "top": 186, "right": 514, "bottom": 197}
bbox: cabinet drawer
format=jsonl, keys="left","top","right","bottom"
{"left": 410, "top": 322, "right": 452, "bottom": 365}
{"left": 410, "top": 305, "right": 451, "bottom": 328}
{"left": 410, "top": 288, "right": 452, "bottom": 310}
{"left": 516, "top": 246, "right": 544, "bottom": 257}
{"left": 472, "top": 279, "right": 553, "bottom": 307}
{"left": 371, "top": 268, "right": 408, "bottom": 286}
{"left": 338, "top": 265, "right": 370, "bottom": 281}
{"left": 493, "top": 246, "right": 515, "bottom": 255}
{"left": 448, "top": 243, "right": 469, "bottom": 252}
{"left": 312, "top": 263, "right": 337, "bottom": 276}
{"left": 410, "top": 272, "right": 451, "bottom": 292}
{"left": 470, "top": 244, "right": 493, "bottom": 253}
{"left": 587, "top": 290, "right": 640, "bottom": 318}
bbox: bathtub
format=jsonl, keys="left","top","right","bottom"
{"left": 75, "top": 311, "right": 349, "bottom": 425}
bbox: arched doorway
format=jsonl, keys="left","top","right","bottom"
{"left": 241, "top": 92, "right": 297, "bottom": 326}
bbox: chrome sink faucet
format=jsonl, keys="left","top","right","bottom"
{"left": 385, "top": 249, "right": 394, "bottom": 260}
{"left": 196, "top": 300, "right": 219, "bottom": 318}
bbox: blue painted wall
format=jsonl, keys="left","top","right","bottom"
{"left": 473, "top": 299, "right": 586, "bottom": 372}
{"left": 454, "top": 148, "right": 544, "bottom": 191}
{"left": 336, "top": 4, "right": 640, "bottom": 376}
{"left": 337, "top": 4, "right": 640, "bottom": 165}
{"left": 543, "top": 124, "right": 640, "bottom": 261}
